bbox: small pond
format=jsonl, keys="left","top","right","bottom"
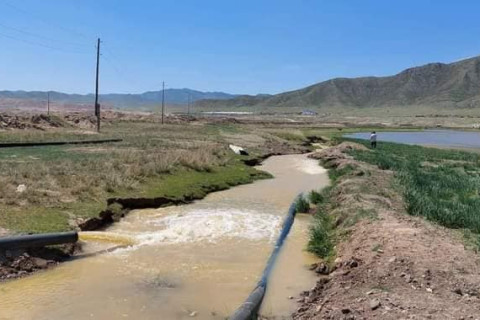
{"left": 344, "top": 130, "right": 480, "bottom": 149}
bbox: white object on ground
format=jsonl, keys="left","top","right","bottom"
{"left": 229, "top": 144, "right": 248, "bottom": 155}
{"left": 16, "top": 184, "right": 27, "bottom": 193}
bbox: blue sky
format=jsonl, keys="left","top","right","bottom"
{"left": 1, "top": 0, "right": 480, "bottom": 95}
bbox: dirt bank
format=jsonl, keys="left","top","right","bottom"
{"left": 294, "top": 142, "right": 480, "bottom": 319}
{"left": 0, "top": 244, "right": 78, "bottom": 282}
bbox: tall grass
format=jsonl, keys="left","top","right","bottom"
{"left": 0, "top": 122, "right": 255, "bottom": 208}
{"left": 308, "top": 211, "right": 335, "bottom": 258}
{"left": 307, "top": 187, "right": 335, "bottom": 259}
{"left": 295, "top": 195, "right": 310, "bottom": 213}
{"left": 346, "top": 139, "right": 480, "bottom": 234}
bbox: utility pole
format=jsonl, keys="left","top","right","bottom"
{"left": 47, "top": 91, "right": 50, "bottom": 115}
{"left": 94, "top": 38, "right": 101, "bottom": 133}
{"left": 161, "top": 81, "right": 165, "bottom": 124}
{"left": 187, "top": 92, "right": 191, "bottom": 115}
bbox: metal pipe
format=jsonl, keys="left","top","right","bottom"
{"left": 0, "top": 232, "right": 78, "bottom": 250}
{"left": 0, "top": 139, "right": 122, "bottom": 148}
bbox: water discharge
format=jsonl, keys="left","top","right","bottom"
{"left": 0, "top": 154, "right": 329, "bottom": 320}
{"left": 78, "top": 231, "right": 137, "bottom": 246}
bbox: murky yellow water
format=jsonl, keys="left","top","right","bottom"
{"left": 0, "top": 154, "right": 328, "bottom": 320}
{"left": 78, "top": 231, "right": 137, "bottom": 246}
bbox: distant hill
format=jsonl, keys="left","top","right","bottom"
{"left": 0, "top": 88, "right": 237, "bottom": 109}
{"left": 196, "top": 56, "right": 480, "bottom": 110}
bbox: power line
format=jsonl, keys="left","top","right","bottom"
{"left": 0, "top": 21, "right": 90, "bottom": 48}
{"left": 0, "top": 30, "right": 89, "bottom": 54}
{"left": 98, "top": 44, "right": 169, "bottom": 95}
{"left": 101, "top": 49, "right": 163, "bottom": 94}
{"left": 0, "top": 0, "right": 94, "bottom": 42}
{"left": 101, "top": 53, "right": 142, "bottom": 92}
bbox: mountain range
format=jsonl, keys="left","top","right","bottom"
{"left": 195, "top": 55, "right": 480, "bottom": 110}
{"left": 0, "top": 89, "right": 237, "bottom": 109}
{"left": 3, "top": 55, "right": 480, "bottom": 112}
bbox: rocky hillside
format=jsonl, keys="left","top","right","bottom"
{"left": 197, "top": 56, "right": 480, "bottom": 110}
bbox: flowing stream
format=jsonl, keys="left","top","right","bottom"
{"left": 0, "top": 154, "right": 329, "bottom": 320}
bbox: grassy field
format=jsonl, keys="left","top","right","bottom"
{"left": 0, "top": 113, "right": 462, "bottom": 236}
{"left": 303, "top": 134, "right": 480, "bottom": 261}
{"left": 0, "top": 119, "right": 314, "bottom": 233}
{"left": 344, "top": 138, "right": 480, "bottom": 245}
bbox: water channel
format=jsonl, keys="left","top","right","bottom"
{"left": 0, "top": 154, "right": 329, "bottom": 320}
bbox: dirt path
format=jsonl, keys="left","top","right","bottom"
{"left": 294, "top": 143, "right": 480, "bottom": 319}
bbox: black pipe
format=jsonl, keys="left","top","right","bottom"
{"left": 0, "top": 232, "right": 78, "bottom": 250}
{"left": 229, "top": 286, "right": 266, "bottom": 320}
{"left": 0, "top": 139, "right": 122, "bottom": 148}
{"left": 230, "top": 196, "right": 300, "bottom": 320}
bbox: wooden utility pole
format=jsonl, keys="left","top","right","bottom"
{"left": 94, "top": 38, "right": 101, "bottom": 132}
{"left": 187, "top": 92, "right": 191, "bottom": 115}
{"left": 47, "top": 91, "right": 50, "bottom": 115}
{"left": 161, "top": 81, "right": 165, "bottom": 124}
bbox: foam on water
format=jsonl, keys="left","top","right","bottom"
{"left": 136, "top": 208, "right": 282, "bottom": 245}
{"left": 295, "top": 158, "right": 327, "bottom": 175}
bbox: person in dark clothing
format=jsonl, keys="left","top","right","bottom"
{"left": 370, "top": 131, "right": 377, "bottom": 148}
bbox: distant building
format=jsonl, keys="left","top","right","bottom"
{"left": 301, "top": 109, "right": 318, "bottom": 116}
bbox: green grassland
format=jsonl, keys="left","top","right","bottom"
{"left": 0, "top": 120, "right": 306, "bottom": 233}
{"left": 304, "top": 135, "right": 480, "bottom": 260}
{"left": 345, "top": 138, "right": 480, "bottom": 244}
{"left": 0, "top": 115, "right": 461, "bottom": 236}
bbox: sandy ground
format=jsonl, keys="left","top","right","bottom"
{"left": 293, "top": 143, "right": 480, "bottom": 319}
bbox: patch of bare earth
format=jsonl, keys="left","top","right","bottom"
{"left": 294, "top": 142, "right": 480, "bottom": 320}
{"left": 0, "top": 244, "right": 78, "bottom": 282}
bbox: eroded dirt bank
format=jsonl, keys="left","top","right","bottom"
{"left": 0, "top": 244, "right": 78, "bottom": 281}
{"left": 294, "top": 142, "right": 480, "bottom": 319}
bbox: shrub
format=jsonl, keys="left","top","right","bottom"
{"left": 295, "top": 195, "right": 310, "bottom": 213}
{"left": 309, "top": 190, "right": 324, "bottom": 204}
{"left": 308, "top": 212, "right": 334, "bottom": 258}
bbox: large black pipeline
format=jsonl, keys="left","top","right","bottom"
{"left": 0, "top": 139, "right": 122, "bottom": 148}
{"left": 230, "top": 196, "right": 299, "bottom": 320}
{"left": 0, "top": 232, "right": 78, "bottom": 250}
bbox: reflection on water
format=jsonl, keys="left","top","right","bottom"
{"left": 345, "top": 130, "right": 480, "bottom": 149}
{"left": 0, "top": 154, "right": 328, "bottom": 320}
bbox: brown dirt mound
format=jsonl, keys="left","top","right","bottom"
{"left": 0, "top": 113, "right": 67, "bottom": 130}
{"left": 309, "top": 141, "right": 369, "bottom": 171}
{"left": 63, "top": 113, "right": 98, "bottom": 128}
{"left": 0, "top": 244, "right": 77, "bottom": 281}
{"left": 31, "top": 114, "right": 65, "bottom": 127}
{"left": 294, "top": 143, "right": 480, "bottom": 319}
{"left": 0, "top": 114, "right": 33, "bottom": 129}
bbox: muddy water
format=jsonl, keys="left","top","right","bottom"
{"left": 0, "top": 155, "right": 328, "bottom": 320}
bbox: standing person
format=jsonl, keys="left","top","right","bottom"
{"left": 370, "top": 131, "right": 377, "bottom": 148}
